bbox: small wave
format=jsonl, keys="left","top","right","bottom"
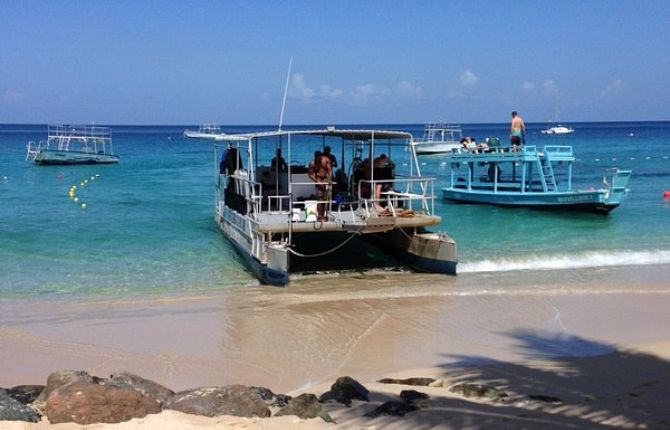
{"left": 459, "top": 249, "right": 670, "bottom": 273}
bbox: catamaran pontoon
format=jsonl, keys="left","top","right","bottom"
{"left": 214, "top": 127, "right": 457, "bottom": 285}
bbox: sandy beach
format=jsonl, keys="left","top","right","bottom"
{"left": 2, "top": 264, "right": 670, "bottom": 429}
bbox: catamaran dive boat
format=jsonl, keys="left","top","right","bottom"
{"left": 442, "top": 143, "right": 631, "bottom": 214}
{"left": 184, "top": 124, "right": 224, "bottom": 139}
{"left": 26, "top": 125, "right": 119, "bottom": 165}
{"left": 411, "top": 122, "right": 463, "bottom": 155}
{"left": 541, "top": 125, "right": 574, "bottom": 134}
{"left": 214, "top": 127, "right": 458, "bottom": 285}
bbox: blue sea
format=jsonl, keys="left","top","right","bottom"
{"left": 1, "top": 122, "right": 669, "bottom": 298}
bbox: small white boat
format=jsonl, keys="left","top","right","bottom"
{"left": 541, "top": 125, "right": 575, "bottom": 135}
{"left": 411, "top": 122, "right": 463, "bottom": 155}
{"left": 26, "top": 125, "right": 119, "bottom": 165}
{"left": 184, "top": 124, "right": 224, "bottom": 139}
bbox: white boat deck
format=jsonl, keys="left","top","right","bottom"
{"left": 255, "top": 210, "right": 440, "bottom": 234}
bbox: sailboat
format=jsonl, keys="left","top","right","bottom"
{"left": 541, "top": 89, "right": 574, "bottom": 135}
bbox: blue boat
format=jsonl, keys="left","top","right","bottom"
{"left": 442, "top": 142, "right": 631, "bottom": 214}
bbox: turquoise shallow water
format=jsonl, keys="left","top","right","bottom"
{"left": 1, "top": 122, "right": 669, "bottom": 298}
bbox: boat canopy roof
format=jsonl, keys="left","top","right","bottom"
{"left": 214, "top": 128, "right": 412, "bottom": 143}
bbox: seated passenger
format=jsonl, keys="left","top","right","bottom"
{"left": 373, "top": 154, "right": 395, "bottom": 212}
{"left": 460, "top": 137, "right": 478, "bottom": 151}
{"left": 270, "top": 148, "right": 288, "bottom": 172}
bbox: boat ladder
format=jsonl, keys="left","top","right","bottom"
{"left": 26, "top": 141, "right": 41, "bottom": 161}
{"left": 538, "top": 157, "right": 557, "bottom": 192}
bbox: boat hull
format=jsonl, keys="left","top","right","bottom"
{"left": 34, "top": 149, "right": 119, "bottom": 165}
{"left": 365, "top": 228, "right": 457, "bottom": 275}
{"left": 442, "top": 188, "right": 620, "bottom": 214}
{"left": 217, "top": 207, "right": 288, "bottom": 286}
{"left": 412, "top": 142, "right": 460, "bottom": 155}
{"left": 184, "top": 131, "right": 222, "bottom": 139}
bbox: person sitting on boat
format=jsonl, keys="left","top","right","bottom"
{"left": 373, "top": 154, "right": 395, "bottom": 212}
{"left": 510, "top": 111, "right": 526, "bottom": 151}
{"left": 270, "top": 147, "right": 288, "bottom": 173}
{"left": 308, "top": 150, "right": 332, "bottom": 222}
{"left": 460, "top": 137, "right": 478, "bottom": 152}
{"left": 323, "top": 145, "right": 337, "bottom": 168}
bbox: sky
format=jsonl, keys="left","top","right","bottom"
{"left": 1, "top": 0, "right": 669, "bottom": 125}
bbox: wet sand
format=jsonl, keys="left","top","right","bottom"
{"left": 1, "top": 264, "right": 670, "bottom": 428}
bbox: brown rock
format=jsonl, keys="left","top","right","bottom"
{"left": 164, "top": 385, "right": 270, "bottom": 418}
{"left": 449, "top": 383, "right": 508, "bottom": 400}
{"left": 46, "top": 380, "right": 161, "bottom": 424}
{"left": 275, "top": 393, "right": 335, "bottom": 423}
{"left": 107, "top": 372, "right": 174, "bottom": 405}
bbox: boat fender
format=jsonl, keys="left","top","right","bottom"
{"left": 305, "top": 201, "right": 318, "bottom": 222}
{"left": 663, "top": 191, "right": 670, "bottom": 199}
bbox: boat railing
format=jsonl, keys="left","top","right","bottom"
{"left": 46, "top": 125, "right": 113, "bottom": 154}
{"left": 199, "top": 124, "right": 221, "bottom": 134}
{"left": 543, "top": 145, "right": 573, "bottom": 157}
{"left": 414, "top": 122, "right": 462, "bottom": 143}
{"left": 359, "top": 176, "right": 435, "bottom": 215}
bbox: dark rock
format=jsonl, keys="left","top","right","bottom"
{"left": 378, "top": 377, "right": 436, "bottom": 386}
{"left": 400, "top": 390, "right": 429, "bottom": 404}
{"left": 364, "top": 400, "right": 419, "bottom": 418}
{"left": 275, "top": 393, "right": 335, "bottom": 423}
{"left": 528, "top": 394, "right": 562, "bottom": 403}
{"left": 6, "top": 385, "right": 44, "bottom": 405}
{"left": 319, "top": 376, "right": 369, "bottom": 406}
{"left": 45, "top": 380, "right": 161, "bottom": 424}
{"left": 249, "top": 386, "right": 291, "bottom": 408}
{"left": 449, "top": 383, "right": 508, "bottom": 400}
{"left": 0, "top": 389, "right": 40, "bottom": 422}
{"left": 164, "top": 385, "right": 270, "bottom": 418}
{"left": 107, "top": 372, "right": 174, "bottom": 405}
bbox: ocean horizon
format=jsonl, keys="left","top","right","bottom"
{"left": 2, "top": 121, "right": 669, "bottom": 298}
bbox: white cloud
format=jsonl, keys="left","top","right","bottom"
{"left": 601, "top": 79, "right": 623, "bottom": 96}
{"left": 320, "top": 85, "right": 344, "bottom": 100}
{"left": 522, "top": 81, "right": 535, "bottom": 94}
{"left": 288, "top": 73, "right": 316, "bottom": 102}
{"left": 396, "top": 81, "right": 423, "bottom": 100}
{"left": 285, "top": 74, "right": 421, "bottom": 107}
{"left": 350, "top": 83, "right": 391, "bottom": 106}
{"left": 459, "top": 69, "right": 478, "bottom": 88}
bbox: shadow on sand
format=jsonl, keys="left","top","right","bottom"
{"left": 333, "top": 330, "right": 670, "bottom": 429}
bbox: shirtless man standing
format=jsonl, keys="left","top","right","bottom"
{"left": 510, "top": 111, "right": 526, "bottom": 151}
{"left": 308, "top": 150, "right": 332, "bottom": 221}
